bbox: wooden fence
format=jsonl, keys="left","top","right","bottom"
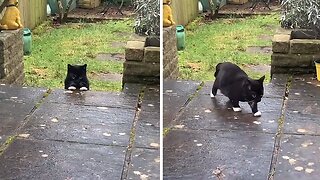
{"left": 171, "top": 0, "right": 198, "bottom": 26}
{"left": 0, "top": 0, "right": 47, "bottom": 29}
{"left": 18, "top": 0, "right": 47, "bottom": 29}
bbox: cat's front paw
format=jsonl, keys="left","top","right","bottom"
{"left": 232, "top": 107, "right": 242, "bottom": 112}
{"left": 254, "top": 111, "right": 262, "bottom": 117}
{"left": 210, "top": 91, "right": 215, "bottom": 98}
{"left": 68, "top": 86, "right": 76, "bottom": 90}
{"left": 80, "top": 87, "right": 88, "bottom": 91}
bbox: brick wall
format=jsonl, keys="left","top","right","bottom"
{"left": 122, "top": 36, "right": 160, "bottom": 85}
{"left": 271, "top": 30, "right": 320, "bottom": 75}
{"left": 163, "top": 26, "right": 179, "bottom": 79}
{"left": 0, "top": 29, "right": 24, "bottom": 85}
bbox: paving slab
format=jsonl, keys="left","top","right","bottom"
{"left": 163, "top": 129, "right": 275, "bottom": 179}
{"left": 289, "top": 75, "right": 320, "bottom": 101}
{"left": 275, "top": 134, "right": 320, "bottom": 179}
{"left": 47, "top": 89, "right": 138, "bottom": 109}
{"left": 175, "top": 82, "right": 283, "bottom": 133}
{"left": 0, "top": 86, "right": 47, "bottom": 145}
{"left": 22, "top": 101, "right": 135, "bottom": 147}
{"left": 122, "top": 83, "right": 144, "bottom": 95}
{"left": 134, "top": 110, "right": 160, "bottom": 149}
{"left": 284, "top": 99, "right": 320, "bottom": 135}
{"left": 141, "top": 85, "right": 160, "bottom": 113}
{"left": 0, "top": 139, "right": 126, "bottom": 179}
{"left": 127, "top": 148, "right": 160, "bottom": 180}
{"left": 163, "top": 80, "right": 201, "bottom": 127}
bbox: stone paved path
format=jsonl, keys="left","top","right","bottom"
{"left": 0, "top": 84, "right": 159, "bottom": 180}
{"left": 163, "top": 74, "right": 320, "bottom": 180}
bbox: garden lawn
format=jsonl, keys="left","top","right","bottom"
{"left": 24, "top": 19, "right": 133, "bottom": 91}
{"left": 179, "top": 13, "right": 280, "bottom": 82}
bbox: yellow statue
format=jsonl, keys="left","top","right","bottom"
{"left": 0, "top": 0, "right": 23, "bottom": 30}
{"left": 163, "top": 0, "right": 175, "bottom": 27}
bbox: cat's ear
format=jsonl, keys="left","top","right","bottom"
{"left": 68, "top": 64, "right": 72, "bottom": 69}
{"left": 83, "top": 64, "right": 87, "bottom": 69}
{"left": 259, "top": 75, "right": 265, "bottom": 83}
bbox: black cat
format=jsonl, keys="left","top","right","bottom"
{"left": 64, "top": 64, "right": 89, "bottom": 91}
{"left": 211, "top": 62, "right": 265, "bottom": 117}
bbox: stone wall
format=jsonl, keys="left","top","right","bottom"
{"left": 271, "top": 30, "right": 320, "bottom": 75}
{"left": 163, "top": 26, "right": 179, "bottom": 79}
{"left": 122, "top": 36, "right": 160, "bottom": 85}
{"left": 0, "top": 30, "right": 24, "bottom": 85}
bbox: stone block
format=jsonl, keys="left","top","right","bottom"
{"left": 123, "top": 61, "right": 160, "bottom": 77}
{"left": 164, "top": 56, "right": 179, "bottom": 79}
{"left": 144, "top": 47, "right": 160, "bottom": 63}
{"left": 0, "top": 29, "right": 23, "bottom": 49}
{"left": 290, "top": 39, "right": 320, "bottom": 54}
{"left": 271, "top": 53, "right": 320, "bottom": 67}
{"left": 271, "top": 66, "right": 315, "bottom": 75}
{"left": 272, "top": 34, "right": 290, "bottom": 53}
{"left": 122, "top": 75, "right": 159, "bottom": 85}
{"left": 125, "top": 41, "right": 145, "bottom": 61}
{"left": 129, "top": 34, "right": 147, "bottom": 42}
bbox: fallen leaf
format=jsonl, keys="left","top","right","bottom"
{"left": 174, "top": 125, "right": 185, "bottom": 129}
{"left": 119, "top": 133, "right": 126, "bottom": 136}
{"left": 150, "top": 143, "right": 159, "bottom": 148}
{"left": 305, "top": 168, "right": 314, "bottom": 173}
{"left": 205, "top": 109, "right": 211, "bottom": 113}
{"left": 140, "top": 174, "right": 149, "bottom": 180}
{"left": 165, "top": 90, "right": 173, "bottom": 93}
{"left": 294, "top": 93, "right": 301, "bottom": 95}
{"left": 282, "top": 156, "right": 290, "bottom": 160}
{"left": 51, "top": 118, "right": 58, "bottom": 123}
{"left": 289, "top": 158, "right": 296, "bottom": 165}
{"left": 196, "top": 143, "right": 203, "bottom": 147}
{"left": 147, "top": 104, "right": 154, "bottom": 107}
{"left": 18, "top": 134, "right": 30, "bottom": 138}
{"left": 301, "top": 142, "right": 313, "bottom": 148}
{"left": 41, "top": 154, "right": 48, "bottom": 158}
{"left": 133, "top": 171, "right": 141, "bottom": 175}
{"left": 97, "top": 107, "right": 108, "bottom": 110}
{"left": 103, "top": 133, "right": 111, "bottom": 137}
{"left": 297, "top": 129, "right": 307, "bottom": 133}
{"left": 308, "top": 162, "right": 314, "bottom": 166}
{"left": 186, "top": 62, "right": 201, "bottom": 71}
{"left": 10, "top": 97, "right": 18, "bottom": 99}
{"left": 154, "top": 157, "right": 160, "bottom": 163}
{"left": 294, "top": 166, "right": 304, "bottom": 171}
{"left": 253, "top": 121, "right": 261, "bottom": 125}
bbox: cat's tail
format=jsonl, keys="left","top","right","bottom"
{"left": 214, "top": 63, "right": 222, "bottom": 77}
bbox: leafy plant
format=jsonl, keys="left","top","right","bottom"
{"left": 280, "top": 0, "right": 320, "bottom": 32}
{"left": 133, "top": 0, "right": 160, "bottom": 36}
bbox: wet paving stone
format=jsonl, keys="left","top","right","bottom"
{"left": 141, "top": 85, "right": 160, "bottom": 113}
{"left": 289, "top": 75, "right": 320, "bottom": 101}
{"left": 163, "top": 129, "right": 275, "bottom": 179}
{"left": 0, "top": 139, "right": 126, "bottom": 179}
{"left": 284, "top": 99, "right": 320, "bottom": 135}
{"left": 275, "top": 134, "right": 320, "bottom": 179}
{"left": 127, "top": 148, "right": 160, "bottom": 180}
{"left": 0, "top": 86, "right": 47, "bottom": 145}
{"left": 22, "top": 102, "right": 135, "bottom": 146}
{"left": 47, "top": 89, "right": 138, "bottom": 109}
{"left": 175, "top": 93, "right": 282, "bottom": 133}
{"left": 134, "top": 110, "right": 160, "bottom": 149}
{"left": 163, "top": 80, "right": 201, "bottom": 127}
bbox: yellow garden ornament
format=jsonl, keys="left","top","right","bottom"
{"left": 163, "top": 0, "right": 175, "bottom": 27}
{"left": 0, "top": 0, "right": 23, "bottom": 30}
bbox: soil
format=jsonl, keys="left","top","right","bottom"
{"left": 67, "top": 4, "right": 134, "bottom": 21}
{"left": 218, "top": 1, "right": 281, "bottom": 15}
{"left": 246, "top": 46, "right": 272, "bottom": 54}
{"left": 96, "top": 53, "right": 125, "bottom": 62}
{"left": 89, "top": 72, "right": 123, "bottom": 82}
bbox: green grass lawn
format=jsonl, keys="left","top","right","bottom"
{"left": 178, "top": 13, "right": 280, "bottom": 82}
{"left": 24, "top": 19, "right": 133, "bottom": 91}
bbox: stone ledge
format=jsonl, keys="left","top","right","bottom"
{"left": 123, "top": 61, "right": 160, "bottom": 77}
{"left": 125, "top": 41, "right": 145, "bottom": 61}
{"left": 271, "top": 53, "right": 320, "bottom": 67}
{"left": 144, "top": 47, "right": 160, "bottom": 63}
{"left": 272, "top": 34, "right": 290, "bottom": 53}
{"left": 290, "top": 39, "right": 320, "bottom": 54}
